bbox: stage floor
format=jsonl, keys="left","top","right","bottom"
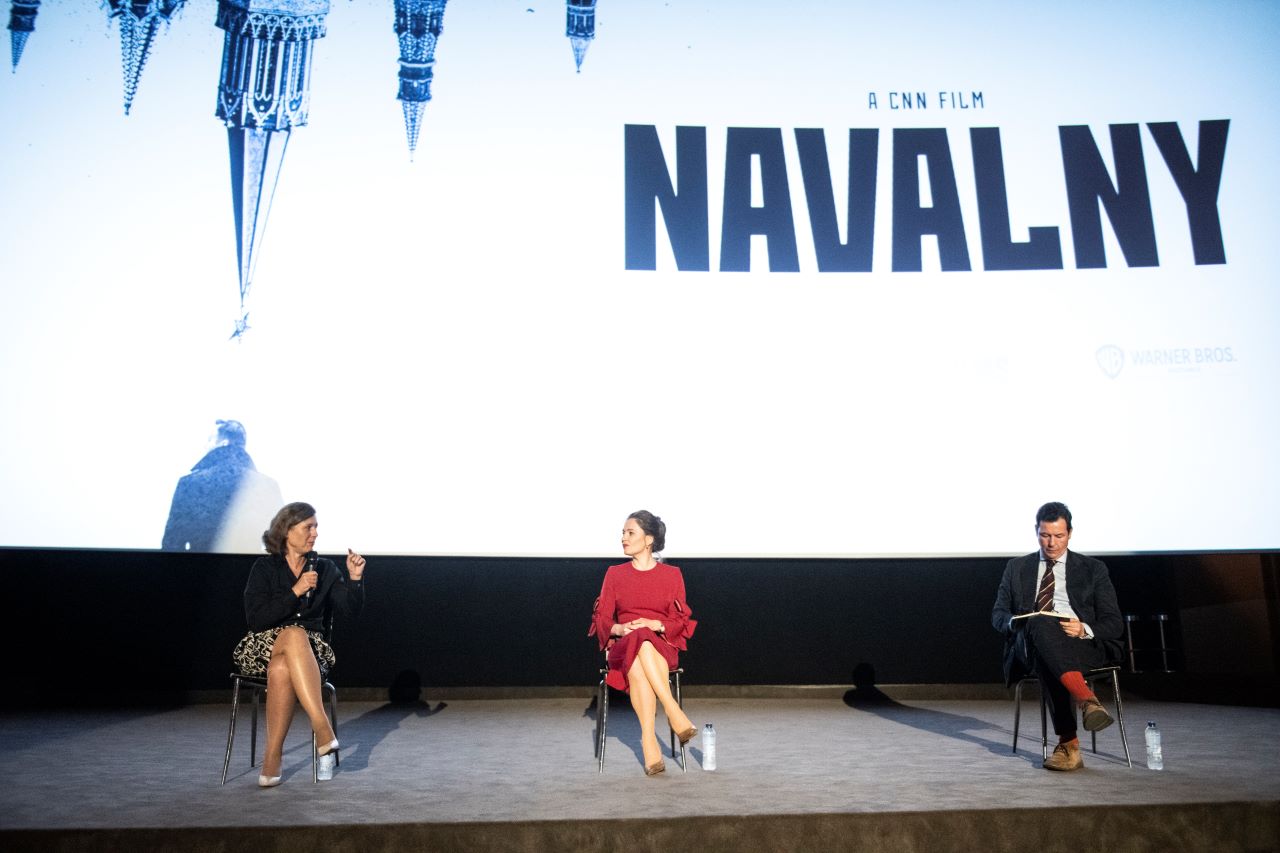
{"left": 2, "top": 692, "right": 1277, "bottom": 834}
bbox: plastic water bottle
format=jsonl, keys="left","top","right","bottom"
{"left": 1144, "top": 721, "right": 1164, "bottom": 770}
{"left": 702, "top": 723, "right": 717, "bottom": 771}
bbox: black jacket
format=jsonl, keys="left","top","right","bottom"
{"left": 244, "top": 553, "right": 365, "bottom": 633}
{"left": 991, "top": 549, "right": 1122, "bottom": 685}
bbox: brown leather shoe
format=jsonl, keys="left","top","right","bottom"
{"left": 675, "top": 725, "right": 697, "bottom": 746}
{"left": 1081, "top": 698, "right": 1114, "bottom": 732}
{"left": 1043, "top": 740, "right": 1083, "bottom": 771}
{"left": 644, "top": 760, "right": 666, "bottom": 776}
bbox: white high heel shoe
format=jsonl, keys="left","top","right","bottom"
{"left": 318, "top": 738, "right": 339, "bottom": 756}
{"left": 258, "top": 773, "right": 282, "bottom": 788}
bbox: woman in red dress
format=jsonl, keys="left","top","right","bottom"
{"left": 590, "top": 510, "right": 698, "bottom": 775}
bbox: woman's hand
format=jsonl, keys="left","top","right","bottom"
{"left": 292, "top": 570, "right": 318, "bottom": 598}
{"left": 347, "top": 548, "right": 366, "bottom": 581}
{"left": 615, "top": 619, "right": 664, "bottom": 636}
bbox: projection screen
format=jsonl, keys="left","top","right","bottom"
{"left": 0, "top": 0, "right": 1277, "bottom": 557}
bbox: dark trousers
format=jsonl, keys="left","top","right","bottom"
{"left": 1022, "top": 618, "right": 1108, "bottom": 738}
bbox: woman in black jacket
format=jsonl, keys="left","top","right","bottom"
{"left": 233, "top": 502, "right": 366, "bottom": 786}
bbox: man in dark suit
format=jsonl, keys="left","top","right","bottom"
{"left": 992, "top": 502, "right": 1123, "bottom": 771}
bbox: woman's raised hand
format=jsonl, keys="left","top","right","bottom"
{"left": 347, "top": 548, "right": 366, "bottom": 581}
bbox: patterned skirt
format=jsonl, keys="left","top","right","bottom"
{"left": 232, "top": 625, "right": 336, "bottom": 678}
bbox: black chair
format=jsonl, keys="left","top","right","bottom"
{"left": 1012, "top": 665, "right": 1132, "bottom": 767}
{"left": 595, "top": 662, "right": 686, "bottom": 772}
{"left": 221, "top": 609, "right": 339, "bottom": 784}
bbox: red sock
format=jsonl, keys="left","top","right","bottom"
{"left": 1059, "top": 671, "right": 1096, "bottom": 702}
{"left": 1059, "top": 735, "right": 1079, "bottom": 747}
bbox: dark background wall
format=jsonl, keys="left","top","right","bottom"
{"left": 2, "top": 548, "right": 1275, "bottom": 707}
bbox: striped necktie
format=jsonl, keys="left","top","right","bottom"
{"left": 1035, "top": 559, "right": 1056, "bottom": 612}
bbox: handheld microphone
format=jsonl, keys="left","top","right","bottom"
{"left": 304, "top": 551, "right": 318, "bottom": 603}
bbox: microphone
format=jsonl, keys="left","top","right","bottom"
{"left": 304, "top": 551, "right": 318, "bottom": 603}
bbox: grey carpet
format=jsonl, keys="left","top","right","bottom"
{"left": 1, "top": 696, "right": 1277, "bottom": 850}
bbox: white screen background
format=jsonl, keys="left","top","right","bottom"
{"left": 0, "top": 0, "right": 1276, "bottom": 556}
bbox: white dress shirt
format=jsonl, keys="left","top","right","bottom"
{"left": 1034, "top": 552, "right": 1094, "bottom": 639}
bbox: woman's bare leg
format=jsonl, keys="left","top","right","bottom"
{"left": 262, "top": 653, "right": 295, "bottom": 778}
{"left": 270, "top": 627, "right": 336, "bottom": 750}
{"left": 636, "top": 641, "right": 693, "bottom": 734}
{"left": 627, "top": 657, "right": 662, "bottom": 768}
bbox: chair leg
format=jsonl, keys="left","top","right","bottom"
{"left": 593, "top": 680, "right": 602, "bottom": 760}
{"left": 325, "top": 681, "right": 340, "bottom": 768}
{"left": 222, "top": 677, "right": 243, "bottom": 784}
{"left": 1012, "top": 679, "right": 1024, "bottom": 753}
{"left": 596, "top": 676, "right": 609, "bottom": 772}
{"left": 1039, "top": 687, "right": 1048, "bottom": 761}
{"left": 1109, "top": 669, "right": 1133, "bottom": 767}
{"left": 250, "top": 686, "right": 261, "bottom": 768}
{"left": 672, "top": 669, "right": 686, "bottom": 772}
{"left": 312, "top": 732, "right": 318, "bottom": 784}
{"left": 1090, "top": 675, "right": 1099, "bottom": 754}
{"left": 668, "top": 672, "right": 677, "bottom": 760}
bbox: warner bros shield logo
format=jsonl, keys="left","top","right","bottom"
{"left": 1096, "top": 345, "right": 1125, "bottom": 378}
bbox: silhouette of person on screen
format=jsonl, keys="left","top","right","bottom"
{"left": 161, "top": 419, "right": 283, "bottom": 553}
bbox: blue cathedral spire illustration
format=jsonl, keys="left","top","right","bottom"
{"left": 106, "top": 1, "right": 186, "bottom": 115}
{"left": 7, "top": 0, "right": 40, "bottom": 72}
{"left": 215, "top": 0, "right": 330, "bottom": 337}
{"left": 393, "top": 0, "right": 447, "bottom": 160}
{"left": 566, "top": 0, "right": 596, "bottom": 72}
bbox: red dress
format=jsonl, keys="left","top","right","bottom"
{"left": 589, "top": 561, "right": 696, "bottom": 692}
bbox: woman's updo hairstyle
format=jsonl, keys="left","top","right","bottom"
{"left": 262, "top": 501, "right": 317, "bottom": 556}
{"left": 628, "top": 510, "right": 666, "bottom": 553}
